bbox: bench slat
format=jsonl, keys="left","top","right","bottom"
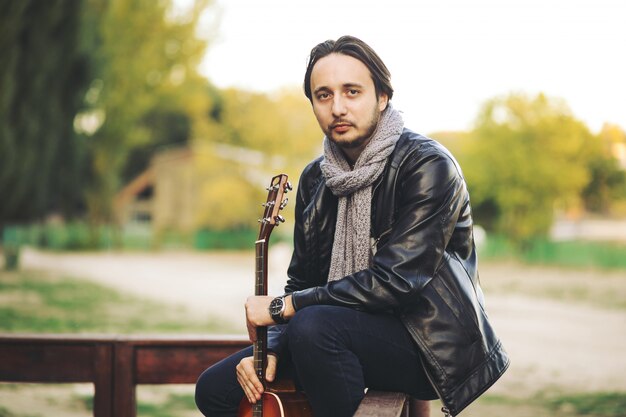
{"left": 353, "top": 390, "right": 409, "bottom": 417}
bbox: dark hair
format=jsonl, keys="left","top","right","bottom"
{"left": 303, "top": 35, "right": 394, "bottom": 102}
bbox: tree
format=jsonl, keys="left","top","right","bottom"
{"left": 0, "top": 0, "right": 217, "bottom": 238}
{"left": 81, "top": 0, "right": 213, "bottom": 227}
{"left": 215, "top": 87, "right": 322, "bottom": 163}
{"left": 0, "top": 0, "right": 96, "bottom": 227}
{"left": 463, "top": 93, "right": 595, "bottom": 244}
{"left": 582, "top": 124, "right": 626, "bottom": 214}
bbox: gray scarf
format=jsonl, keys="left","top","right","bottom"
{"left": 320, "top": 104, "right": 404, "bottom": 281}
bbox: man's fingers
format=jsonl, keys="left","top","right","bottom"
{"left": 237, "top": 370, "right": 259, "bottom": 403}
{"left": 265, "top": 354, "right": 278, "bottom": 382}
{"left": 237, "top": 372, "right": 259, "bottom": 403}
{"left": 236, "top": 356, "right": 264, "bottom": 403}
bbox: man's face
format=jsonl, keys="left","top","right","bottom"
{"left": 309, "top": 53, "right": 388, "bottom": 158}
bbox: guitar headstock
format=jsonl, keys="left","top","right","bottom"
{"left": 258, "top": 174, "right": 292, "bottom": 241}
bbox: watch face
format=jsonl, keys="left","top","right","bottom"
{"left": 269, "top": 297, "right": 284, "bottom": 315}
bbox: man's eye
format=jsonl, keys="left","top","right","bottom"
{"left": 317, "top": 93, "right": 330, "bottom": 100}
{"left": 348, "top": 89, "right": 359, "bottom": 96}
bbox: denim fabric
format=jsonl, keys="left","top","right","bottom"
{"left": 195, "top": 305, "right": 435, "bottom": 417}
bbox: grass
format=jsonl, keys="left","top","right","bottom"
{"left": 467, "top": 392, "right": 626, "bottom": 417}
{"left": 545, "top": 392, "right": 626, "bottom": 417}
{"left": 0, "top": 406, "right": 32, "bottom": 417}
{"left": 0, "top": 269, "right": 233, "bottom": 334}
{"left": 0, "top": 384, "right": 199, "bottom": 417}
{"left": 136, "top": 389, "right": 198, "bottom": 417}
{"left": 0, "top": 268, "right": 237, "bottom": 417}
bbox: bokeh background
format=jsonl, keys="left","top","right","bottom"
{"left": 1, "top": 1, "right": 625, "bottom": 416}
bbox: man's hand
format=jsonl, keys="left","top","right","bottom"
{"left": 245, "top": 295, "right": 296, "bottom": 342}
{"left": 245, "top": 295, "right": 274, "bottom": 342}
{"left": 236, "top": 354, "right": 278, "bottom": 404}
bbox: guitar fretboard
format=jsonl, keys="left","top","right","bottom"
{"left": 253, "top": 238, "right": 268, "bottom": 415}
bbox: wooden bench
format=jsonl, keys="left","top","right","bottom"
{"left": 354, "top": 390, "right": 410, "bottom": 417}
{"left": 0, "top": 334, "right": 424, "bottom": 417}
{"left": 0, "top": 334, "right": 249, "bottom": 417}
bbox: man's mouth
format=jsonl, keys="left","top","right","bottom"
{"left": 331, "top": 123, "right": 352, "bottom": 133}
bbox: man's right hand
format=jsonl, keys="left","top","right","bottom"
{"left": 235, "top": 354, "right": 278, "bottom": 404}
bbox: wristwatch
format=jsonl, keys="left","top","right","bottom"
{"left": 268, "top": 295, "right": 288, "bottom": 324}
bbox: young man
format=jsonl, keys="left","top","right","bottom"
{"left": 196, "top": 35, "right": 509, "bottom": 417}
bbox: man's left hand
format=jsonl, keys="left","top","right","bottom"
{"left": 245, "top": 295, "right": 274, "bottom": 342}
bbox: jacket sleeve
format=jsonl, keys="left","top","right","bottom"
{"left": 290, "top": 145, "right": 469, "bottom": 312}
{"left": 267, "top": 324, "right": 288, "bottom": 356}
{"left": 283, "top": 160, "right": 334, "bottom": 294}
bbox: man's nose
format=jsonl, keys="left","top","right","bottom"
{"left": 332, "top": 96, "right": 347, "bottom": 117}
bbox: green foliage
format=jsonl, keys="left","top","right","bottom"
{"left": 0, "top": 0, "right": 93, "bottom": 224}
{"left": 4, "top": 0, "right": 624, "bottom": 243}
{"left": 523, "top": 239, "right": 626, "bottom": 270}
{"left": 3, "top": 222, "right": 114, "bottom": 251}
{"left": 3, "top": 223, "right": 275, "bottom": 251}
{"left": 194, "top": 228, "right": 258, "bottom": 250}
{"left": 0, "top": 0, "right": 218, "bottom": 235}
{"left": 191, "top": 88, "right": 320, "bottom": 231}
{"left": 481, "top": 234, "right": 626, "bottom": 271}
{"left": 215, "top": 87, "right": 322, "bottom": 163}
{"left": 464, "top": 93, "right": 595, "bottom": 244}
{"left": 582, "top": 124, "right": 626, "bottom": 214}
{"left": 82, "top": 0, "right": 215, "bottom": 225}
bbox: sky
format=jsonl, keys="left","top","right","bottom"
{"left": 189, "top": 0, "right": 625, "bottom": 135}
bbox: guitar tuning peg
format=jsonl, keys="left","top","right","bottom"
{"left": 275, "top": 215, "right": 285, "bottom": 224}
{"left": 285, "top": 181, "right": 293, "bottom": 192}
{"left": 280, "top": 198, "right": 289, "bottom": 209}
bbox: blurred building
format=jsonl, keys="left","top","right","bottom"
{"left": 113, "top": 144, "right": 288, "bottom": 236}
{"left": 114, "top": 147, "right": 199, "bottom": 235}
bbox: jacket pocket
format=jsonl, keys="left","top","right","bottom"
{"left": 401, "top": 257, "right": 485, "bottom": 389}
{"left": 426, "top": 276, "right": 482, "bottom": 344}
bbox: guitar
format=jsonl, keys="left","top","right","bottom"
{"left": 237, "top": 174, "right": 312, "bottom": 417}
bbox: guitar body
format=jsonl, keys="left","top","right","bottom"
{"left": 237, "top": 174, "right": 313, "bottom": 417}
{"left": 237, "top": 391, "right": 312, "bottom": 417}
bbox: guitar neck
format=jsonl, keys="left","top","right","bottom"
{"left": 253, "top": 238, "right": 269, "bottom": 415}
{"left": 249, "top": 173, "right": 290, "bottom": 417}
{"left": 255, "top": 238, "right": 268, "bottom": 297}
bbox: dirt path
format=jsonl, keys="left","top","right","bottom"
{"left": 18, "top": 246, "right": 626, "bottom": 397}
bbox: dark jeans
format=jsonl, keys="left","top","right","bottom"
{"left": 195, "top": 305, "right": 436, "bottom": 417}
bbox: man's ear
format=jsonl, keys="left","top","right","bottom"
{"left": 378, "top": 93, "right": 389, "bottom": 111}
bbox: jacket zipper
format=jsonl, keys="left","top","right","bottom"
{"left": 423, "top": 366, "right": 454, "bottom": 417}
{"left": 404, "top": 317, "right": 455, "bottom": 417}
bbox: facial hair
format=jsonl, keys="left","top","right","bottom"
{"left": 327, "top": 104, "right": 381, "bottom": 151}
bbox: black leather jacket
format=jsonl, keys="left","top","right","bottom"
{"left": 271, "top": 129, "right": 509, "bottom": 416}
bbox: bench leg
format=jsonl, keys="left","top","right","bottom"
{"left": 409, "top": 399, "right": 430, "bottom": 417}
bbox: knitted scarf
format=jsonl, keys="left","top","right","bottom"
{"left": 320, "top": 104, "right": 404, "bottom": 281}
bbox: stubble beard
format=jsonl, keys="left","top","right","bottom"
{"left": 327, "top": 105, "right": 381, "bottom": 151}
